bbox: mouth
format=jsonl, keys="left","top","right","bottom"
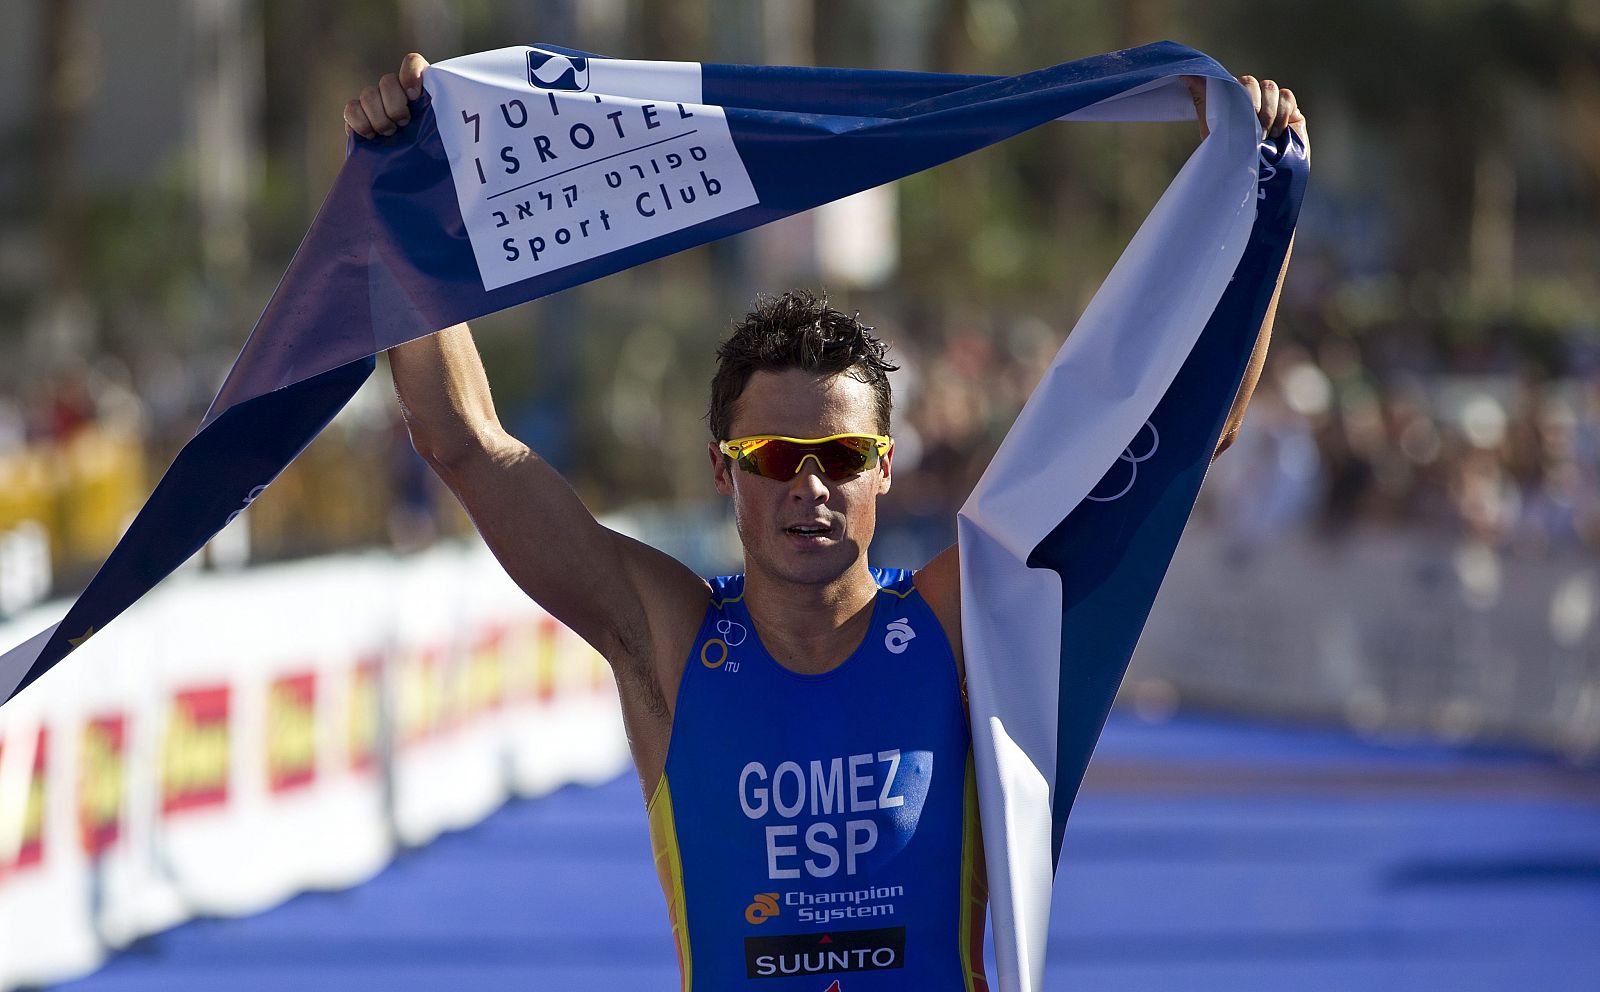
{"left": 783, "top": 521, "right": 837, "bottom": 544}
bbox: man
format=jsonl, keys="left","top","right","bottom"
{"left": 347, "top": 51, "right": 1303, "bottom": 991}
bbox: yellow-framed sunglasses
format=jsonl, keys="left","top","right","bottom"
{"left": 717, "top": 433, "right": 892, "bottom": 481}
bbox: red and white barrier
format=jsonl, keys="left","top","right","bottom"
{"left": 0, "top": 541, "right": 628, "bottom": 990}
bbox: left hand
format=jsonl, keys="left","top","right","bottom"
{"left": 1182, "top": 74, "right": 1305, "bottom": 143}
{"left": 344, "top": 53, "right": 431, "bottom": 139}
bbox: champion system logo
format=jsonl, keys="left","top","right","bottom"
{"left": 746, "top": 892, "right": 781, "bottom": 924}
{"left": 883, "top": 618, "right": 915, "bottom": 654}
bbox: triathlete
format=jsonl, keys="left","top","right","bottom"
{"left": 346, "top": 50, "right": 1303, "bottom": 991}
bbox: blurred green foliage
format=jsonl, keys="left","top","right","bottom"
{"left": 1, "top": 0, "right": 1596, "bottom": 513}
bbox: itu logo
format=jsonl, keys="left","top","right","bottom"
{"left": 224, "top": 483, "right": 270, "bottom": 526}
{"left": 745, "top": 892, "right": 781, "bottom": 925}
{"left": 1086, "top": 420, "right": 1159, "bottom": 503}
{"left": 884, "top": 619, "right": 915, "bottom": 654}
{"left": 702, "top": 618, "right": 747, "bottom": 671}
{"left": 717, "top": 618, "right": 748, "bottom": 646}
{"left": 527, "top": 50, "right": 589, "bottom": 92}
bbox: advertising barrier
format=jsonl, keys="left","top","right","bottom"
{"left": 0, "top": 541, "right": 627, "bottom": 990}
{"left": 1134, "top": 526, "right": 1600, "bottom": 756}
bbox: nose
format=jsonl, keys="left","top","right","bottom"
{"left": 787, "top": 458, "right": 830, "bottom": 503}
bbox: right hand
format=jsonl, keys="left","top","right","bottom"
{"left": 344, "top": 52, "right": 431, "bottom": 138}
{"left": 1181, "top": 73, "right": 1306, "bottom": 147}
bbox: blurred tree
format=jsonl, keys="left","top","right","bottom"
{"left": 8, "top": 0, "right": 1598, "bottom": 533}
{"left": 1202, "top": 0, "right": 1600, "bottom": 343}
{"left": 39, "top": 0, "right": 91, "bottom": 303}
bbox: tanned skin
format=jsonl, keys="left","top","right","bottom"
{"left": 349, "top": 52, "right": 1307, "bottom": 801}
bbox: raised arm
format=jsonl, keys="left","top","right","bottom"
{"left": 1216, "top": 233, "right": 1293, "bottom": 459}
{"left": 350, "top": 55, "right": 709, "bottom": 714}
{"left": 1184, "top": 73, "right": 1307, "bottom": 461}
{"left": 388, "top": 324, "right": 707, "bottom": 659}
{"left": 920, "top": 72, "right": 1307, "bottom": 652}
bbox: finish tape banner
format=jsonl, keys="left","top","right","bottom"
{"left": 0, "top": 41, "right": 1306, "bottom": 990}
{"left": 959, "top": 127, "right": 1303, "bottom": 986}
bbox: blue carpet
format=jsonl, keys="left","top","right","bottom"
{"left": 54, "top": 713, "right": 1600, "bottom": 991}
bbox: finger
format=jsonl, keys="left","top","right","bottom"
{"left": 1275, "top": 88, "right": 1298, "bottom": 139}
{"left": 399, "top": 52, "right": 430, "bottom": 100}
{"left": 379, "top": 73, "right": 410, "bottom": 128}
{"left": 1181, "top": 75, "right": 1210, "bottom": 139}
{"left": 1258, "top": 79, "right": 1281, "bottom": 136}
{"left": 1236, "top": 75, "right": 1262, "bottom": 117}
{"left": 360, "top": 84, "right": 394, "bottom": 136}
{"left": 344, "top": 98, "right": 377, "bottom": 139}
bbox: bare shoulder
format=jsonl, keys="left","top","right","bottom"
{"left": 611, "top": 532, "right": 713, "bottom": 701}
{"left": 602, "top": 533, "right": 711, "bottom": 799}
{"left": 913, "top": 543, "right": 963, "bottom": 674}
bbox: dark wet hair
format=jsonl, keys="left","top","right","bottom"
{"left": 708, "top": 290, "right": 897, "bottom": 441}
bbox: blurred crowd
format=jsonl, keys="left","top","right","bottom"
{"left": 0, "top": 361, "right": 143, "bottom": 453}
{"left": 875, "top": 311, "right": 1058, "bottom": 550}
{"left": 0, "top": 346, "right": 436, "bottom": 607}
{"left": 1206, "top": 343, "right": 1600, "bottom": 559}
{"left": 871, "top": 310, "right": 1600, "bottom": 565}
{"left": 0, "top": 0, "right": 1593, "bottom": 615}
{"left": 11, "top": 296, "right": 1600, "bottom": 607}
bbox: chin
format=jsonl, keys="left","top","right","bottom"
{"left": 758, "top": 542, "right": 859, "bottom": 586}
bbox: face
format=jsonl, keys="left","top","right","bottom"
{"left": 710, "top": 369, "right": 892, "bottom": 588}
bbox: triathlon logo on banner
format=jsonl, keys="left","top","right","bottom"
{"left": 429, "top": 48, "right": 760, "bottom": 292}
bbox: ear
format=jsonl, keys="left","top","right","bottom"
{"left": 710, "top": 441, "right": 736, "bottom": 497}
{"left": 878, "top": 440, "right": 894, "bottom": 495}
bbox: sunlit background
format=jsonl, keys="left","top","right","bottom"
{"left": 0, "top": 1, "right": 1597, "bottom": 990}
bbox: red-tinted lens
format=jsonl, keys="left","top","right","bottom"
{"left": 813, "top": 436, "right": 878, "bottom": 478}
{"left": 734, "top": 441, "right": 800, "bottom": 479}
{"left": 736, "top": 438, "right": 877, "bottom": 480}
